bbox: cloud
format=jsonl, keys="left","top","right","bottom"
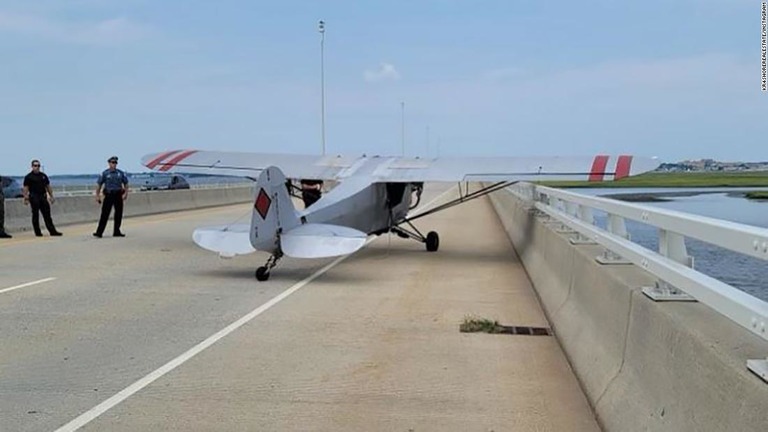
{"left": 363, "top": 63, "right": 401, "bottom": 82}
{"left": 0, "top": 11, "right": 148, "bottom": 45}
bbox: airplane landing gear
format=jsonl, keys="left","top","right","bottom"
{"left": 255, "top": 252, "right": 282, "bottom": 281}
{"left": 255, "top": 266, "right": 270, "bottom": 281}
{"left": 425, "top": 231, "right": 439, "bottom": 252}
{"left": 389, "top": 223, "right": 440, "bottom": 253}
{"left": 385, "top": 180, "right": 517, "bottom": 254}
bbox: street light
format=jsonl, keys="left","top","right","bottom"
{"left": 319, "top": 20, "right": 326, "bottom": 156}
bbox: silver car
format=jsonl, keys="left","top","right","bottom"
{"left": 1, "top": 177, "right": 23, "bottom": 198}
{"left": 136, "top": 174, "right": 191, "bottom": 191}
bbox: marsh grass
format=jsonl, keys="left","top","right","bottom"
{"left": 745, "top": 191, "right": 768, "bottom": 200}
{"left": 540, "top": 171, "right": 768, "bottom": 188}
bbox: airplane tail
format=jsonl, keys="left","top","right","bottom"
{"left": 250, "top": 166, "right": 301, "bottom": 253}
{"left": 250, "top": 166, "right": 367, "bottom": 258}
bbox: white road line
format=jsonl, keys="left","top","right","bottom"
{"left": 54, "top": 186, "right": 454, "bottom": 432}
{"left": 0, "top": 277, "right": 56, "bottom": 295}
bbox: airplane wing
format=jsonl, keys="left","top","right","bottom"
{"left": 141, "top": 150, "right": 356, "bottom": 180}
{"left": 141, "top": 150, "right": 659, "bottom": 182}
{"left": 369, "top": 155, "right": 660, "bottom": 182}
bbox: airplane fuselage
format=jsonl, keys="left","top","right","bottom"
{"left": 300, "top": 180, "right": 415, "bottom": 235}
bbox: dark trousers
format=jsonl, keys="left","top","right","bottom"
{"left": 96, "top": 191, "right": 124, "bottom": 235}
{"left": 29, "top": 194, "right": 57, "bottom": 235}
{"left": 0, "top": 193, "right": 6, "bottom": 233}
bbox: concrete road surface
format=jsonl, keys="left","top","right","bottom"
{"left": 0, "top": 185, "right": 599, "bottom": 431}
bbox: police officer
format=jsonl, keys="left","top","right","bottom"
{"left": 23, "top": 159, "right": 62, "bottom": 237}
{"left": 93, "top": 156, "right": 129, "bottom": 238}
{"left": 0, "top": 173, "right": 11, "bottom": 238}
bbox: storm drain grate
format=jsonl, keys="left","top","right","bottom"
{"left": 497, "top": 325, "right": 551, "bottom": 336}
{"left": 459, "top": 318, "right": 552, "bottom": 336}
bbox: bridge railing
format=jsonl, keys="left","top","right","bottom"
{"left": 50, "top": 181, "right": 252, "bottom": 197}
{"left": 508, "top": 182, "right": 768, "bottom": 381}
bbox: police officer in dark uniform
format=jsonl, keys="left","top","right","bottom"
{"left": 93, "top": 156, "right": 129, "bottom": 238}
{"left": 0, "top": 173, "right": 11, "bottom": 238}
{"left": 23, "top": 159, "right": 62, "bottom": 237}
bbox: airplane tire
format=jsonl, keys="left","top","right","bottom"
{"left": 255, "top": 266, "right": 270, "bottom": 281}
{"left": 425, "top": 231, "right": 439, "bottom": 252}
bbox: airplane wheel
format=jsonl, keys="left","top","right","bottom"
{"left": 425, "top": 231, "right": 439, "bottom": 252}
{"left": 255, "top": 266, "right": 270, "bottom": 281}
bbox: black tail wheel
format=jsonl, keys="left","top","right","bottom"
{"left": 255, "top": 266, "right": 270, "bottom": 281}
{"left": 425, "top": 231, "right": 439, "bottom": 252}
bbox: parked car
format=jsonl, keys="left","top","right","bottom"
{"left": 1, "top": 177, "right": 23, "bottom": 198}
{"left": 137, "top": 174, "right": 190, "bottom": 191}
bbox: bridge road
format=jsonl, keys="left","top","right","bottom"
{"left": 0, "top": 185, "right": 598, "bottom": 432}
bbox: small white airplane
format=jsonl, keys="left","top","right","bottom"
{"left": 141, "top": 150, "right": 659, "bottom": 281}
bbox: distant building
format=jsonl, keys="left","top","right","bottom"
{"left": 655, "top": 159, "right": 768, "bottom": 173}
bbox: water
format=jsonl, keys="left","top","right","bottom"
{"left": 576, "top": 188, "right": 768, "bottom": 302}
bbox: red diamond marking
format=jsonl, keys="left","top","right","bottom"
{"left": 254, "top": 189, "right": 271, "bottom": 220}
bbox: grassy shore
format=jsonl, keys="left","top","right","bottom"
{"left": 745, "top": 191, "right": 768, "bottom": 200}
{"left": 540, "top": 171, "right": 768, "bottom": 188}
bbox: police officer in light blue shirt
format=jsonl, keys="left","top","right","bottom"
{"left": 93, "top": 156, "right": 129, "bottom": 238}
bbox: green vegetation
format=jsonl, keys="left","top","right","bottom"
{"left": 539, "top": 171, "right": 768, "bottom": 188}
{"left": 745, "top": 191, "right": 768, "bottom": 200}
{"left": 459, "top": 316, "right": 502, "bottom": 334}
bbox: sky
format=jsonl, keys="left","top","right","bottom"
{"left": 0, "top": 0, "right": 766, "bottom": 175}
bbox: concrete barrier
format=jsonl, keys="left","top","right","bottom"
{"left": 488, "top": 188, "right": 768, "bottom": 432}
{"left": 3, "top": 186, "right": 253, "bottom": 233}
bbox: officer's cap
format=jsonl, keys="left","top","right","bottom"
{"left": 108, "top": 156, "right": 119, "bottom": 163}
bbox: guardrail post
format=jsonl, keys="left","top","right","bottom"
{"left": 570, "top": 205, "right": 597, "bottom": 245}
{"left": 596, "top": 214, "right": 632, "bottom": 264}
{"left": 508, "top": 183, "right": 538, "bottom": 215}
{"left": 536, "top": 192, "right": 555, "bottom": 220}
{"left": 518, "top": 182, "right": 534, "bottom": 202}
{"left": 642, "top": 230, "right": 696, "bottom": 301}
{"left": 544, "top": 197, "right": 575, "bottom": 233}
{"left": 552, "top": 198, "right": 577, "bottom": 233}
{"left": 541, "top": 196, "right": 562, "bottom": 228}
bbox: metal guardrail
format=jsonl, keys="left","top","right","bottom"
{"left": 51, "top": 182, "right": 252, "bottom": 197}
{"left": 507, "top": 182, "right": 768, "bottom": 381}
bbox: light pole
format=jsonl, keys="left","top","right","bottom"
{"left": 400, "top": 101, "right": 405, "bottom": 156}
{"left": 319, "top": 20, "right": 326, "bottom": 155}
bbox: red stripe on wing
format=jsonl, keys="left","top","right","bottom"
{"left": 158, "top": 150, "right": 199, "bottom": 172}
{"left": 588, "top": 155, "right": 610, "bottom": 182}
{"left": 614, "top": 155, "right": 633, "bottom": 180}
{"left": 146, "top": 150, "right": 183, "bottom": 169}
